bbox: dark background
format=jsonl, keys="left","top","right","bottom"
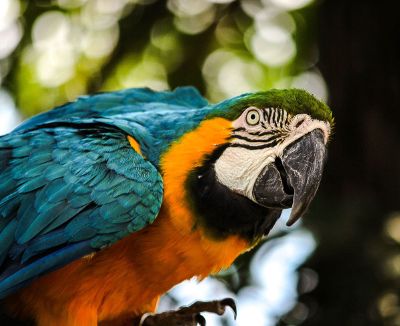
{"left": 301, "top": 1, "right": 400, "bottom": 325}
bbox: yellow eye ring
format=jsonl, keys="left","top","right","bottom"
{"left": 246, "top": 109, "right": 260, "bottom": 126}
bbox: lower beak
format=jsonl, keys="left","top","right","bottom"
{"left": 253, "top": 129, "right": 327, "bottom": 226}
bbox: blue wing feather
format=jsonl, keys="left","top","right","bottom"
{"left": 15, "top": 87, "right": 208, "bottom": 133}
{"left": 0, "top": 241, "right": 93, "bottom": 299}
{"left": 0, "top": 123, "right": 163, "bottom": 298}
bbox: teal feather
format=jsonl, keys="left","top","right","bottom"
{"left": 0, "top": 192, "right": 18, "bottom": 208}
{"left": 40, "top": 205, "right": 88, "bottom": 235}
{"left": 18, "top": 201, "right": 66, "bottom": 244}
{"left": 12, "top": 146, "right": 31, "bottom": 158}
{"left": 14, "top": 199, "right": 35, "bottom": 241}
{"left": 27, "top": 151, "right": 52, "bottom": 165}
{"left": 45, "top": 180, "right": 73, "bottom": 204}
{"left": 0, "top": 220, "right": 17, "bottom": 265}
{"left": 68, "top": 194, "right": 92, "bottom": 208}
{"left": 0, "top": 174, "right": 15, "bottom": 198}
{"left": 0, "top": 241, "right": 93, "bottom": 299}
{"left": 17, "top": 177, "right": 46, "bottom": 193}
{"left": 18, "top": 164, "right": 48, "bottom": 179}
{"left": 21, "top": 231, "right": 68, "bottom": 263}
{"left": 44, "top": 164, "right": 66, "bottom": 180}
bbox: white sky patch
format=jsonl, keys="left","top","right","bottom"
{"left": 160, "top": 209, "right": 316, "bottom": 326}
{"left": 249, "top": 227, "right": 316, "bottom": 322}
{"left": 0, "top": 89, "right": 21, "bottom": 135}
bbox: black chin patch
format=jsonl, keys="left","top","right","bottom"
{"left": 185, "top": 146, "right": 282, "bottom": 243}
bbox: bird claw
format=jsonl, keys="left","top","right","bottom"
{"left": 140, "top": 297, "right": 237, "bottom": 326}
{"left": 195, "top": 313, "right": 206, "bottom": 326}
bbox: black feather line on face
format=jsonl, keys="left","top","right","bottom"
{"left": 231, "top": 132, "right": 283, "bottom": 144}
{"left": 185, "top": 144, "right": 282, "bottom": 243}
{"left": 230, "top": 139, "right": 281, "bottom": 150}
{"left": 230, "top": 134, "right": 275, "bottom": 143}
{"left": 246, "top": 129, "right": 281, "bottom": 137}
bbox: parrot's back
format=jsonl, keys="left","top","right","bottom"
{"left": 15, "top": 87, "right": 208, "bottom": 132}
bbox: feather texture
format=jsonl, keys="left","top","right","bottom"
{"left": 0, "top": 124, "right": 163, "bottom": 297}
{"left": 0, "top": 86, "right": 212, "bottom": 299}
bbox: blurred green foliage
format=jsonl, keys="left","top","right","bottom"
{"left": 1, "top": 0, "right": 324, "bottom": 117}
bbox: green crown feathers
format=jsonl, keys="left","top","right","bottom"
{"left": 209, "top": 89, "right": 333, "bottom": 124}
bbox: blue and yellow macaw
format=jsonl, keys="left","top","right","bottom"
{"left": 0, "top": 87, "right": 332, "bottom": 325}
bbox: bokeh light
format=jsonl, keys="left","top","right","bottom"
{"left": 377, "top": 292, "right": 399, "bottom": 318}
{"left": 168, "top": 0, "right": 216, "bottom": 34}
{"left": 0, "top": 0, "right": 20, "bottom": 31}
{"left": 385, "top": 213, "right": 400, "bottom": 243}
{"left": 254, "top": 8, "right": 295, "bottom": 44}
{"left": 31, "top": 11, "right": 76, "bottom": 87}
{"left": 13, "top": 0, "right": 141, "bottom": 115}
{"left": 0, "top": 89, "right": 20, "bottom": 135}
{"left": 250, "top": 31, "right": 296, "bottom": 67}
{"left": 249, "top": 8, "right": 296, "bottom": 67}
{"left": 81, "top": 25, "right": 119, "bottom": 59}
{"left": 0, "top": 0, "right": 22, "bottom": 60}
{"left": 0, "top": 22, "right": 22, "bottom": 60}
{"left": 57, "top": 0, "right": 87, "bottom": 9}
{"left": 269, "top": 0, "right": 314, "bottom": 11}
{"left": 203, "top": 49, "right": 265, "bottom": 100}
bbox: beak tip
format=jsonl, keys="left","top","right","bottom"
{"left": 286, "top": 220, "right": 295, "bottom": 227}
{"left": 286, "top": 203, "right": 306, "bottom": 227}
{"left": 286, "top": 214, "right": 300, "bottom": 227}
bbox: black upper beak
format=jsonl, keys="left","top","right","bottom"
{"left": 253, "top": 129, "right": 327, "bottom": 226}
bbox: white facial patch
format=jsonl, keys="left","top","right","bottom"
{"left": 214, "top": 107, "right": 331, "bottom": 203}
{"left": 214, "top": 146, "right": 276, "bottom": 201}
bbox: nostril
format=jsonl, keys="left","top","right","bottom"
{"left": 295, "top": 118, "right": 306, "bottom": 128}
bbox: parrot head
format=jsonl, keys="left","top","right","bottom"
{"left": 180, "top": 88, "right": 333, "bottom": 241}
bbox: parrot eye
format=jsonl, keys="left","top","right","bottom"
{"left": 245, "top": 109, "right": 260, "bottom": 126}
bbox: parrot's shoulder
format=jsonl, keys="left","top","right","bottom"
{"left": 80, "top": 86, "right": 208, "bottom": 112}
{"left": 14, "top": 87, "right": 208, "bottom": 133}
{"left": 125, "top": 86, "right": 208, "bottom": 108}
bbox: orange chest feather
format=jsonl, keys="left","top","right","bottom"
{"left": 8, "top": 118, "right": 251, "bottom": 323}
